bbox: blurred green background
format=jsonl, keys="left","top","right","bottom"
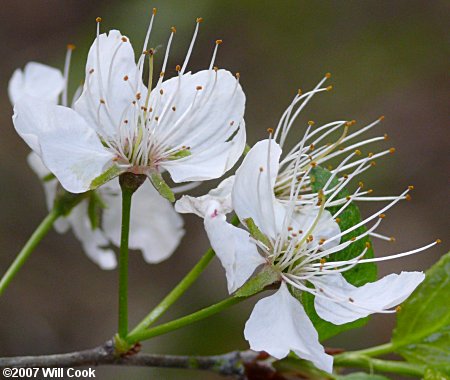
{"left": 0, "top": 1, "right": 448, "bottom": 379}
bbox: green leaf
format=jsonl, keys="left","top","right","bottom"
{"left": 87, "top": 192, "right": 107, "bottom": 230}
{"left": 424, "top": 368, "right": 450, "bottom": 380}
{"left": 244, "top": 218, "right": 271, "bottom": 247}
{"left": 301, "top": 166, "right": 377, "bottom": 341}
{"left": 149, "top": 172, "right": 175, "bottom": 202}
{"left": 392, "top": 252, "right": 450, "bottom": 374}
{"left": 336, "top": 373, "right": 390, "bottom": 380}
{"left": 234, "top": 265, "right": 280, "bottom": 297}
{"left": 90, "top": 165, "right": 122, "bottom": 190}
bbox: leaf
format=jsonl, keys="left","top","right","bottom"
{"left": 234, "top": 265, "right": 280, "bottom": 297}
{"left": 424, "top": 368, "right": 450, "bottom": 380}
{"left": 301, "top": 166, "right": 377, "bottom": 341}
{"left": 89, "top": 165, "right": 122, "bottom": 190}
{"left": 87, "top": 192, "right": 107, "bottom": 230}
{"left": 149, "top": 172, "right": 175, "bottom": 202}
{"left": 336, "top": 373, "right": 390, "bottom": 380}
{"left": 392, "top": 252, "right": 450, "bottom": 374}
{"left": 244, "top": 218, "right": 271, "bottom": 247}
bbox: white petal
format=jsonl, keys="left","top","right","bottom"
{"left": 175, "top": 176, "right": 235, "bottom": 218}
{"left": 244, "top": 283, "right": 333, "bottom": 373}
{"left": 157, "top": 70, "right": 246, "bottom": 181}
{"left": 204, "top": 212, "right": 265, "bottom": 293}
{"left": 312, "top": 272, "right": 425, "bottom": 325}
{"left": 27, "top": 152, "right": 70, "bottom": 233}
{"left": 8, "top": 62, "right": 64, "bottom": 105}
{"left": 102, "top": 180, "right": 185, "bottom": 264}
{"left": 68, "top": 200, "right": 117, "bottom": 270}
{"left": 13, "top": 97, "right": 115, "bottom": 193}
{"left": 232, "top": 139, "right": 284, "bottom": 238}
{"left": 74, "top": 30, "right": 145, "bottom": 136}
{"left": 289, "top": 206, "right": 341, "bottom": 250}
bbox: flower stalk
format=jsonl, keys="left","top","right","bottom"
{"left": 118, "top": 173, "right": 146, "bottom": 340}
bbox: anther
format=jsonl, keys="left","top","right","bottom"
{"left": 379, "top": 214, "right": 386, "bottom": 219}
{"left": 365, "top": 242, "right": 371, "bottom": 249}
{"left": 123, "top": 75, "right": 129, "bottom": 81}
{"left": 267, "top": 128, "right": 274, "bottom": 135}
{"left": 155, "top": 116, "right": 159, "bottom": 121}
{"left": 196, "top": 17, "right": 204, "bottom": 23}
{"left": 153, "top": 8, "right": 157, "bottom": 15}
{"left": 379, "top": 115, "right": 385, "bottom": 121}
{"left": 298, "top": 88, "right": 302, "bottom": 95}
{"left": 355, "top": 149, "right": 362, "bottom": 156}
{"left": 172, "top": 106, "right": 176, "bottom": 111}
{"left": 349, "top": 297, "right": 354, "bottom": 303}
{"left": 408, "top": 185, "right": 414, "bottom": 190}
{"left": 384, "top": 133, "right": 389, "bottom": 140}
{"left": 325, "top": 72, "right": 332, "bottom": 78}
{"left": 216, "top": 39, "right": 223, "bottom": 45}
{"left": 335, "top": 217, "right": 341, "bottom": 223}
{"left": 160, "top": 71, "right": 165, "bottom": 77}
{"left": 310, "top": 144, "right": 315, "bottom": 150}
{"left": 370, "top": 161, "right": 377, "bottom": 166}
{"left": 368, "top": 152, "right": 374, "bottom": 158}
{"left": 196, "top": 86, "right": 203, "bottom": 90}
{"left": 395, "top": 306, "right": 402, "bottom": 312}
{"left": 259, "top": 167, "right": 264, "bottom": 172}
{"left": 287, "top": 226, "right": 293, "bottom": 231}
{"left": 96, "top": 17, "right": 102, "bottom": 23}
{"left": 89, "top": 69, "right": 95, "bottom": 74}
{"left": 213, "top": 66, "right": 218, "bottom": 72}
{"left": 358, "top": 181, "right": 364, "bottom": 188}
{"left": 136, "top": 93, "right": 141, "bottom": 100}
{"left": 405, "top": 194, "right": 412, "bottom": 201}
{"left": 319, "top": 239, "right": 326, "bottom": 246}
{"left": 121, "top": 37, "right": 128, "bottom": 43}
{"left": 160, "top": 89, "right": 164, "bottom": 95}
{"left": 436, "top": 239, "right": 442, "bottom": 244}
{"left": 326, "top": 85, "right": 333, "bottom": 91}
{"left": 171, "top": 26, "right": 177, "bottom": 33}
{"left": 311, "top": 162, "right": 317, "bottom": 167}
{"left": 389, "top": 237, "right": 396, "bottom": 242}
{"left": 308, "top": 120, "right": 315, "bottom": 126}
{"left": 235, "top": 72, "right": 240, "bottom": 79}
{"left": 175, "top": 65, "right": 181, "bottom": 72}
{"left": 67, "top": 43, "right": 76, "bottom": 50}
{"left": 99, "top": 99, "right": 105, "bottom": 104}
{"left": 389, "top": 147, "right": 396, "bottom": 154}
{"left": 230, "top": 121, "right": 235, "bottom": 126}
{"left": 350, "top": 237, "right": 356, "bottom": 241}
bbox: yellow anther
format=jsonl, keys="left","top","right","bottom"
{"left": 267, "top": 128, "right": 274, "bottom": 134}
{"left": 389, "top": 237, "right": 396, "bottom": 242}
{"left": 395, "top": 305, "right": 402, "bottom": 312}
{"left": 152, "top": 8, "right": 157, "bottom": 15}
{"left": 171, "top": 26, "right": 177, "bottom": 33}
{"left": 436, "top": 239, "right": 442, "bottom": 244}
{"left": 408, "top": 185, "right": 414, "bottom": 190}
{"left": 379, "top": 213, "right": 386, "bottom": 219}
{"left": 67, "top": 43, "right": 76, "bottom": 50}
{"left": 355, "top": 149, "right": 362, "bottom": 156}
{"left": 320, "top": 258, "right": 327, "bottom": 264}
{"left": 310, "top": 162, "right": 317, "bottom": 167}
{"left": 319, "top": 239, "right": 326, "bottom": 246}
{"left": 298, "top": 88, "right": 302, "bottom": 95}
{"left": 384, "top": 133, "right": 389, "bottom": 140}
{"left": 213, "top": 66, "right": 219, "bottom": 72}
{"left": 358, "top": 181, "right": 364, "bottom": 188}
{"left": 216, "top": 39, "right": 223, "bottom": 45}
{"left": 326, "top": 85, "right": 333, "bottom": 91}
{"left": 365, "top": 242, "right": 371, "bottom": 249}
{"left": 389, "top": 147, "right": 396, "bottom": 154}
{"left": 175, "top": 64, "right": 181, "bottom": 72}
{"left": 335, "top": 217, "right": 341, "bottom": 223}
{"left": 95, "top": 17, "right": 102, "bottom": 23}
{"left": 367, "top": 189, "right": 373, "bottom": 194}
{"left": 310, "top": 144, "right": 315, "bottom": 150}
{"left": 196, "top": 17, "right": 204, "bottom": 23}
{"left": 308, "top": 120, "right": 315, "bottom": 126}
{"left": 405, "top": 194, "right": 412, "bottom": 201}
{"left": 325, "top": 72, "right": 332, "bottom": 78}
{"left": 235, "top": 72, "right": 240, "bottom": 79}
{"left": 368, "top": 152, "right": 374, "bottom": 158}
{"left": 370, "top": 161, "right": 377, "bottom": 166}
{"left": 379, "top": 115, "right": 385, "bottom": 121}
{"left": 160, "top": 71, "right": 165, "bottom": 77}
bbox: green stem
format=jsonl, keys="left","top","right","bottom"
{"left": 118, "top": 187, "right": 133, "bottom": 339}
{"left": 129, "top": 248, "right": 215, "bottom": 335}
{"left": 0, "top": 209, "right": 60, "bottom": 296}
{"left": 129, "top": 215, "right": 241, "bottom": 336}
{"left": 343, "top": 342, "right": 396, "bottom": 358}
{"left": 334, "top": 354, "right": 425, "bottom": 377}
{"left": 126, "top": 296, "right": 246, "bottom": 344}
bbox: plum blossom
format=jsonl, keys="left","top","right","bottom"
{"left": 201, "top": 139, "right": 438, "bottom": 373}
{"left": 12, "top": 12, "right": 246, "bottom": 194}
{"left": 9, "top": 46, "right": 185, "bottom": 268}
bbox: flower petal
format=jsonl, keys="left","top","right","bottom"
{"left": 102, "top": 180, "right": 185, "bottom": 263}
{"left": 175, "top": 176, "right": 235, "bottom": 218}
{"left": 8, "top": 62, "right": 64, "bottom": 105}
{"left": 157, "top": 69, "right": 246, "bottom": 181}
{"left": 68, "top": 200, "right": 117, "bottom": 270}
{"left": 312, "top": 272, "right": 425, "bottom": 325}
{"left": 244, "top": 283, "right": 333, "bottom": 373}
{"left": 204, "top": 211, "right": 265, "bottom": 293}
{"left": 74, "top": 30, "right": 145, "bottom": 136}
{"left": 13, "top": 97, "right": 115, "bottom": 193}
{"left": 232, "top": 139, "right": 284, "bottom": 238}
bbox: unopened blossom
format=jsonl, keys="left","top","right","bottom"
{"left": 12, "top": 12, "right": 246, "bottom": 194}
{"left": 9, "top": 46, "right": 184, "bottom": 268}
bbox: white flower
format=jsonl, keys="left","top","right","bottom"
{"left": 12, "top": 14, "right": 246, "bottom": 194}
{"left": 9, "top": 44, "right": 185, "bottom": 268}
{"left": 202, "top": 138, "right": 437, "bottom": 373}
